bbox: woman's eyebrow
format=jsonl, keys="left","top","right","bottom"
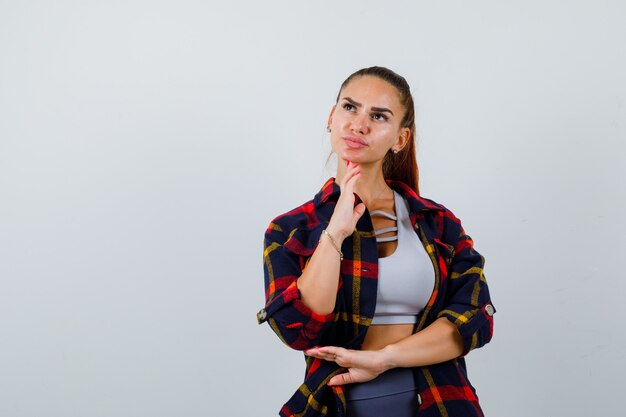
{"left": 342, "top": 97, "right": 394, "bottom": 116}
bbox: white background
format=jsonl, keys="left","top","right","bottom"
{"left": 1, "top": 1, "right": 624, "bottom": 416}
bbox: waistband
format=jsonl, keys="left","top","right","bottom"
{"left": 345, "top": 367, "right": 417, "bottom": 401}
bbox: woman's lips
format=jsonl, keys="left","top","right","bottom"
{"left": 344, "top": 137, "right": 367, "bottom": 149}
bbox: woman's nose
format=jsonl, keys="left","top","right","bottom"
{"left": 350, "top": 112, "right": 369, "bottom": 134}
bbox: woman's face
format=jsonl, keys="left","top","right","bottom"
{"left": 328, "top": 75, "right": 409, "bottom": 164}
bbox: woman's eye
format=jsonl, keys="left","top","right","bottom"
{"left": 342, "top": 104, "right": 386, "bottom": 121}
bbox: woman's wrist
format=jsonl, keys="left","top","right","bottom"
{"left": 325, "top": 224, "right": 347, "bottom": 243}
{"left": 320, "top": 229, "right": 344, "bottom": 261}
{"left": 379, "top": 344, "right": 399, "bottom": 372}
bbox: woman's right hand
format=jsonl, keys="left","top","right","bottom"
{"left": 326, "top": 161, "right": 367, "bottom": 242}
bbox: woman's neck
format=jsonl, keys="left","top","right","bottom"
{"left": 336, "top": 160, "right": 392, "bottom": 207}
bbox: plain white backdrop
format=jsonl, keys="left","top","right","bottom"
{"left": 1, "top": 1, "right": 624, "bottom": 416}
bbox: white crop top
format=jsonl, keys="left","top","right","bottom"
{"left": 370, "top": 190, "right": 435, "bottom": 325}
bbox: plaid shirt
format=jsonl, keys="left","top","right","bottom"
{"left": 257, "top": 177, "right": 496, "bottom": 417}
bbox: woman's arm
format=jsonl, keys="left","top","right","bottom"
{"left": 298, "top": 162, "right": 366, "bottom": 314}
{"left": 258, "top": 221, "right": 344, "bottom": 350}
{"left": 304, "top": 317, "right": 464, "bottom": 385}
{"left": 295, "top": 224, "right": 346, "bottom": 315}
{"left": 287, "top": 162, "right": 367, "bottom": 315}
{"left": 258, "top": 163, "right": 366, "bottom": 350}
{"left": 380, "top": 317, "right": 463, "bottom": 368}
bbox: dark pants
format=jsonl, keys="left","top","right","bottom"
{"left": 345, "top": 367, "right": 419, "bottom": 417}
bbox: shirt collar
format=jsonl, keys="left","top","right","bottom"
{"left": 313, "top": 176, "right": 443, "bottom": 214}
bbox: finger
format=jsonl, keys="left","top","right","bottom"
{"left": 347, "top": 160, "right": 359, "bottom": 170}
{"left": 343, "top": 160, "right": 360, "bottom": 175}
{"left": 343, "top": 181, "right": 360, "bottom": 205}
{"left": 343, "top": 169, "right": 361, "bottom": 194}
{"left": 305, "top": 348, "right": 325, "bottom": 357}
{"left": 305, "top": 348, "right": 327, "bottom": 358}
{"left": 308, "top": 352, "right": 334, "bottom": 362}
{"left": 328, "top": 372, "right": 354, "bottom": 386}
{"left": 316, "top": 346, "right": 340, "bottom": 361}
{"left": 320, "top": 347, "right": 354, "bottom": 367}
{"left": 317, "top": 346, "right": 344, "bottom": 356}
{"left": 353, "top": 202, "right": 366, "bottom": 223}
{"left": 307, "top": 347, "right": 339, "bottom": 362}
{"left": 304, "top": 349, "right": 320, "bottom": 358}
{"left": 347, "top": 169, "right": 361, "bottom": 185}
{"left": 338, "top": 163, "right": 360, "bottom": 189}
{"left": 347, "top": 162, "right": 360, "bottom": 176}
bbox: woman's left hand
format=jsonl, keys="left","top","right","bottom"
{"left": 304, "top": 346, "right": 391, "bottom": 386}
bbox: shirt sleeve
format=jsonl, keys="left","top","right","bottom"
{"left": 435, "top": 207, "right": 496, "bottom": 357}
{"left": 256, "top": 220, "right": 336, "bottom": 351}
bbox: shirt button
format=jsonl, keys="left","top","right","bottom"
{"left": 416, "top": 393, "right": 422, "bottom": 406}
{"left": 257, "top": 308, "right": 268, "bottom": 324}
{"left": 485, "top": 304, "right": 495, "bottom": 317}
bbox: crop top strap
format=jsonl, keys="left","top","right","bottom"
{"left": 369, "top": 210, "right": 397, "bottom": 221}
{"left": 370, "top": 209, "right": 398, "bottom": 243}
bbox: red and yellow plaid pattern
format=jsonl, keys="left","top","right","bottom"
{"left": 258, "top": 177, "right": 496, "bottom": 417}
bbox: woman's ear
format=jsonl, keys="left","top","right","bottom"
{"left": 327, "top": 105, "right": 336, "bottom": 128}
{"left": 396, "top": 127, "right": 411, "bottom": 150}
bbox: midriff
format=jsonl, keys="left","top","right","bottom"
{"left": 361, "top": 323, "right": 414, "bottom": 350}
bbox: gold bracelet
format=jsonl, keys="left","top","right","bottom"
{"left": 320, "top": 229, "right": 343, "bottom": 261}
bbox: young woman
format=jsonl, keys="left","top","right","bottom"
{"left": 257, "top": 66, "right": 496, "bottom": 417}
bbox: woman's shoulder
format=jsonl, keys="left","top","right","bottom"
{"left": 265, "top": 197, "right": 320, "bottom": 236}
{"left": 415, "top": 194, "right": 447, "bottom": 211}
{"left": 387, "top": 179, "right": 451, "bottom": 217}
{"left": 395, "top": 187, "right": 467, "bottom": 243}
{"left": 263, "top": 197, "right": 329, "bottom": 257}
{"left": 406, "top": 190, "right": 462, "bottom": 223}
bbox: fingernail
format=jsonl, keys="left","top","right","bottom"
{"left": 355, "top": 170, "right": 361, "bottom": 175}
{"left": 346, "top": 160, "right": 350, "bottom": 166}
{"left": 354, "top": 163, "right": 359, "bottom": 167}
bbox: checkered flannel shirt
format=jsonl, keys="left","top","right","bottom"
{"left": 257, "top": 177, "right": 496, "bottom": 417}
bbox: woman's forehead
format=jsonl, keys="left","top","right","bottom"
{"left": 340, "top": 76, "right": 402, "bottom": 109}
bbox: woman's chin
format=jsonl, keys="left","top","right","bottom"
{"left": 338, "top": 150, "right": 366, "bottom": 162}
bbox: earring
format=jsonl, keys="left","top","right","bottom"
{"left": 326, "top": 126, "right": 331, "bottom": 132}
{"left": 393, "top": 149, "right": 399, "bottom": 154}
